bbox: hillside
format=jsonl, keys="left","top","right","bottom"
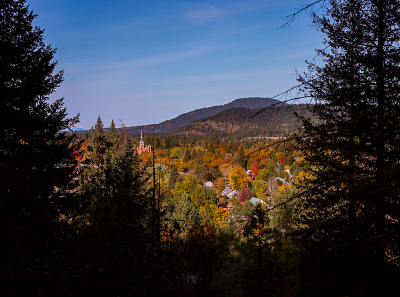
{"left": 175, "top": 104, "right": 313, "bottom": 138}
{"left": 124, "top": 97, "right": 281, "bottom": 134}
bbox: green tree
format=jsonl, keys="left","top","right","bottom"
{"left": 207, "top": 142, "right": 215, "bottom": 153}
{"left": 283, "top": 144, "right": 294, "bottom": 166}
{"left": 90, "top": 116, "right": 112, "bottom": 166}
{"left": 191, "top": 147, "right": 197, "bottom": 159}
{"left": 163, "top": 191, "right": 199, "bottom": 233}
{"left": 165, "top": 134, "right": 176, "bottom": 149}
{"left": 146, "top": 161, "right": 169, "bottom": 193}
{"left": 75, "top": 131, "right": 153, "bottom": 295}
{"left": 262, "top": 158, "right": 276, "bottom": 173}
{"left": 194, "top": 163, "right": 208, "bottom": 180}
{"left": 108, "top": 119, "right": 118, "bottom": 146}
{"left": 237, "top": 147, "right": 246, "bottom": 169}
{"left": 174, "top": 174, "right": 194, "bottom": 193}
{"left": 183, "top": 148, "right": 190, "bottom": 162}
{"left": 0, "top": 0, "right": 79, "bottom": 292}
{"left": 270, "top": 185, "right": 296, "bottom": 233}
{"left": 192, "top": 184, "right": 217, "bottom": 205}
{"left": 256, "top": 168, "right": 273, "bottom": 182}
{"left": 168, "top": 165, "right": 179, "bottom": 190}
{"left": 252, "top": 180, "right": 268, "bottom": 199}
{"left": 295, "top": 0, "right": 400, "bottom": 294}
{"left": 208, "top": 134, "right": 219, "bottom": 147}
{"left": 169, "top": 146, "right": 181, "bottom": 159}
{"left": 112, "top": 148, "right": 150, "bottom": 242}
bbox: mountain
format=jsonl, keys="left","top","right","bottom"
{"left": 124, "top": 97, "right": 281, "bottom": 135}
{"left": 175, "top": 104, "right": 313, "bottom": 138}
{"left": 61, "top": 127, "right": 86, "bottom": 132}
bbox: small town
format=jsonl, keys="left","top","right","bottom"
{"left": 2, "top": 0, "right": 400, "bottom": 296}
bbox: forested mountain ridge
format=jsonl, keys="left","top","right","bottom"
{"left": 175, "top": 104, "right": 313, "bottom": 138}
{"left": 123, "top": 97, "right": 281, "bottom": 134}
{"left": 5, "top": 0, "right": 400, "bottom": 296}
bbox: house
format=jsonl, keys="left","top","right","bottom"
{"left": 203, "top": 181, "right": 213, "bottom": 189}
{"left": 229, "top": 190, "right": 239, "bottom": 198}
{"left": 220, "top": 188, "right": 232, "bottom": 196}
{"left": 249, "top": 197, "right": 267, "bottom": 206}
{"left": 221, "top": 188, "right": 239, "bottom": 198}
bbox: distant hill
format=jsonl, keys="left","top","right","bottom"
{"left": 175, "top": 104, "right": 313, "bottom": 138}
{"left": 124, "top": 97, "right": 281, "bottom": 135}
{"left": 62, "top": 127, "right": 86, "bottom": 132}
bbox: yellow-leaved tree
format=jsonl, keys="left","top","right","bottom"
{"left": 229, "top": 165, "right": 250, "bottom": 190}
{"left": 199, "top": 204, "right": 229, "bottom": 229}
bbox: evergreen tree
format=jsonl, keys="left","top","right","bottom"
{"left": 183, "top": 148, "right": 190, "bottom": 162}
{"left": 79, "top": 117, "right": 117, "bottom": 226}
{"left": 191, "top": 147, "right": 197, "bottom": 159}
{"left": 0, "top": 0, "right": 79, "bottom": 293}
{"left": 295, "top": 0, "right": 400, "bottom": 294}
{"left": 109, "top": 119, "right": 118, "bottom": 147}
{"left": 75, "top": 128, "right": 153, "bottom": 295}
{"left": 208, "top": 134, "right": 220, "bottom": 146}
{"left": 90, "top": 116, "right": 111, "bottom": 166}
{"left": 168, "top": 165, "right": 179, "bottom": 190}
{"left": 270, "top": 185, "right": 296, "bottom": 233}
{"left": 237, "top": 147, "right": 246, "bottom": 169}
{"left": 207, "top": 142, "right": 215, "bottom": 153}
{"left": 163, "top": 191, "right": 199, "bottom": 233}
{"left": 165, "top": 134, "right": 175, "bottom": 149}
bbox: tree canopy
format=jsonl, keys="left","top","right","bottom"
{"left": 295, "top": 0, "right": 400, "bottom": 294}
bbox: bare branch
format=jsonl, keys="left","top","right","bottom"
{"left": 279, "top": 0, "right": 326, "bottom": 28}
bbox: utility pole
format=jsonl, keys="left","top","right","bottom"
{"left": 258, "top": 218, "right": 263, "bottom": 296}
{"left": 151, "top": 125, "right": 162, "bottom": 294}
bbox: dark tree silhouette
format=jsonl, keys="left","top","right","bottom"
{"left": 295, "top": 0, "right": 400, "bottom": 295}
{"left": 1, "top": 0, "right": 79, "bottom": 294}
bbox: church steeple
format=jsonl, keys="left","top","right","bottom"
{"left": 136, "top": 130, "right": 151, "bottom": 155}
{"left": 140, "top": 130, "right": 144, "bottom": 145}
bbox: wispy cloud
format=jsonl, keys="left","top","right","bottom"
{"left": 183, "top": 2, "right": 274, "bottom": 25}
{"left": 158, "top": 71, "right": 268, "bottom": 86}
{"left": 131, "top": 48, "right": 213, "bottom": 67}
{"left": 185, "top": 5, "right": 225, "bottom": 24}
{"left": 64, "top": 47, "right": 215, "bottom": 75}
{"left": 156, "top": 68, "right": 296, "bottom": 86}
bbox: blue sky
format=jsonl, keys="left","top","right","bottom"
{"left": 29, "top": 0, "right": 323, "bottom": 129}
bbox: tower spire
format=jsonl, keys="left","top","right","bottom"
{"left": 140, "top": 130, "right": 144, "bottom": 145}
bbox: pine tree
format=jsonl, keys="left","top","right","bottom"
{"left": 0, "top": 0, "right": 79, "bottom": 292}
{"left": 109, "top": 119, "right": 118, "bottom": 147}
{"left": 164, "top": 191, "right": 199, "bottom": 233}
{"left": 295, "top": 0, "right": 400, "bottom": 294}
{"left": 75, "top": 123, "right": 153, "bottom": 295}
{"left": 168, "top": 165, "right": 179, "bottom": 190}
{"left": 183, "top": 148, "right": 190, "bottom": 162}
{"left": 79, "top": 117, "right": 115, "bottom": 225}
{"left": 0, "top": 1, "right": 79, "bottom": 236}
{"left": 237, "top": 147, "right": 246, "bottom": 169}
{"left": 90, "top": 116, "right": 111, "bottom": 166}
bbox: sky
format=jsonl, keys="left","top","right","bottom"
{"left": 28, "top": 0, "right": 324, "bottom": 129}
